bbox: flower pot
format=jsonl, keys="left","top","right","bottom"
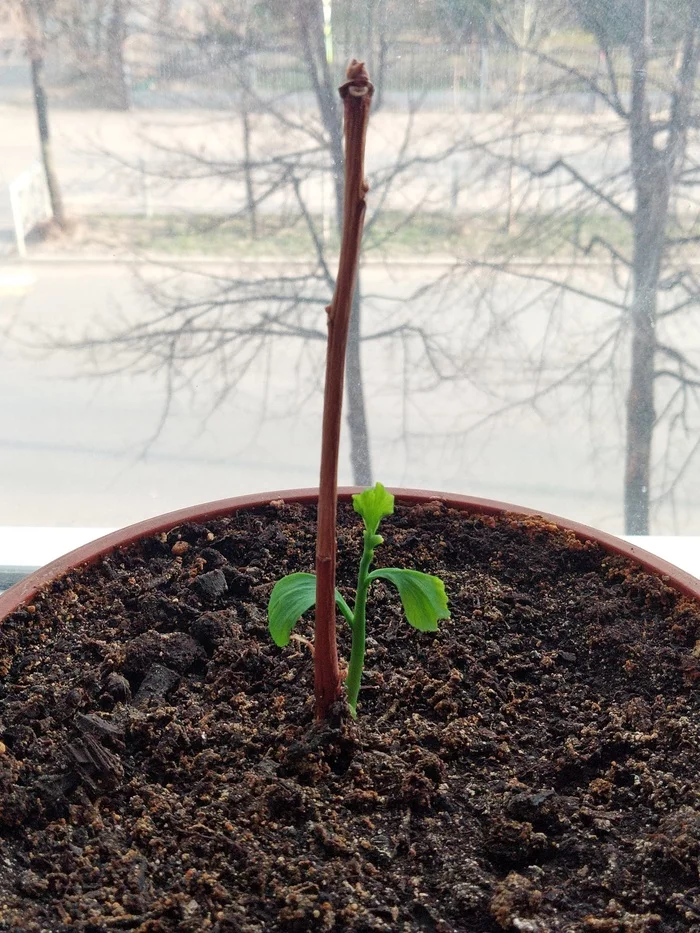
{"left": 2, "top": 488, "right": 700, "bottom": 932}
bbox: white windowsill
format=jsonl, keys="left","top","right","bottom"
{"left": 0, "top": 527, "right": 115, "bottom": 570}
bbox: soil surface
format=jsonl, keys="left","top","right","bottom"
{"left": 2, "top": 499, "right": 700, "bottom": 932}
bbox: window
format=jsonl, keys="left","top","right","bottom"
{"left": 2, "top": 0, "right": 699, "bottom": 550}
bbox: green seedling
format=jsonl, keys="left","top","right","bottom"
{"left": 268, "top": 483, "right": 450, "bottom": 716}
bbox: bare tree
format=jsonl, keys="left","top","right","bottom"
{"left": 104, "top": 0, "right": 130, "bottom": 109}
{"left": 19, "top": 0, "right": 68, "bottom": 228}
{"left": 61, "top": 0, "right": 110, "bottom": 80}
{"left": 43, "top": 0, "right": 700, "bottom": 533}
{"left": 443, "top": 0, "right": 700, "bottom": 534}
{"left": 66, "top": 0, "right": 474, "bottom": 487}
{"left": 57, "top": 0, "right": 160, "bottom": 109}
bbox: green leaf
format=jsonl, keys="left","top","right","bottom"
{"left": 369, "top": 568, "right": 450, "bottom": 632}
{"left": 352, "top": 482, "right": 395, "bottom": 535}
{"left": 268, "top": 573, "right": 316, "bottom": 647}
{"left": 267, "top": 572, "right": 354, "bottom": 647}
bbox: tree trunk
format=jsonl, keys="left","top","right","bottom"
{"left": 94, "top": 0, "right": 108, "bottom": 62}
{"left": 622, "top": 0, "right": 700, "bottom": 532}
{"left": 30, "top": 55, "right": 67, "bottom": 230}
{"left": 329, "top": 115, "right": 372, "bottom": 486}
{"left": 365, "top": 0, "right": 374, "bottom": 80}
{"left": 373, "top": 0, "right": 388, "bottom": 113}
{"left": 157, "top": 0, "right": 172, "bottom": 65}
{"left": 346, "top": 278, "right": 373, "bottom": 485}
{"left": 505, "top": 6, "right": 530, "bottom": 235}
{"left": 106, "top": 0, "right": 130, "bottom": 110}
{"left": 242, "top": 96, "right": 258, "bottom": 239}
{"left": 299, "top": 0, "right": 374, "bottom": 485}
{"left": 332, "top": 156, "right": 372, "bottom": 486}
{"left": 624, "top": 216, "right": 661, "bottom": 535}
{"left": 624, "top": 0, "right": 664, "bottom": 535}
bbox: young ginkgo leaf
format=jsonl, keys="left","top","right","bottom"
{"left": 369, "top": 568, "right": 450, "bottom": 632}
{"left": 268, "top": 572, "right": 352, "bottom": 647}
{"left": 352, "top": 482, "right": 395, "bottom": 536}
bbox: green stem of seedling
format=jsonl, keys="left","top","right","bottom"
{"left": 345, "top": 531, "right": 381, "bottom": 716}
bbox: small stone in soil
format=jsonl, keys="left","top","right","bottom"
{"left": 189, "top": 610, "right": 237, "bottom": 649}
{"left": 191, "top": 568, "right": 228, "bottom": 602}
{"left": 103, "top": 671, "right": 132, "bottom": 703}
{"left": 133, "top": 664, "right": 180, "bottom": 708}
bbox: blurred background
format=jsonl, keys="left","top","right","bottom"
{"left": 0, "top": 0, "right": 699, "bottom": 535}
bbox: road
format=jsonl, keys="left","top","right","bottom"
{"left": 2, "top": 258, "right": 698, "bottom": 534}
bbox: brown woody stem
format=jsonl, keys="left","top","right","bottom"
{"left": 314, "top": 60, "right": 374, "bottom": 721}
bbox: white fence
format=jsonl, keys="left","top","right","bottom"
{"left": 7, "top": 162, "right": 51, "bottom": 257}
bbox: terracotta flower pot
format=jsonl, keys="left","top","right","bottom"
{"left": 2, "top": 487, "right": 699, "bottom": 616}
{"left": 3, "top": 488, "right": 700, "bottom": 931}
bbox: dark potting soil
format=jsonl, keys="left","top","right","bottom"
{"left": 2, "top": 500, "right": 700, "bottom": 933}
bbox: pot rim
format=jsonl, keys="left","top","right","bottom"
{"left": 1, "top": 486, "right": 699, "bottom": 618}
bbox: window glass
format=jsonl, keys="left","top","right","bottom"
{"left": 1, "top": 0, "right": 698, "bottom": 535}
